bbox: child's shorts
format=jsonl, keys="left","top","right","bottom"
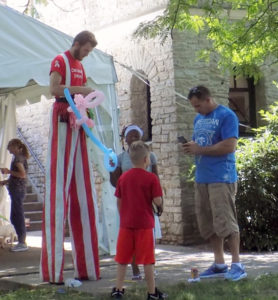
{"left": 115, "top": 227, "right": 155, "bottom": 265}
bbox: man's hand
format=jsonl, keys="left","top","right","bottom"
{"left": 50, "top": 71, "right": 95, "bottom": 97}
{"left": 182, "top": 141, "right": 201, "bottom": 155}
{"left": 182, "top": 138, "right": 237, "bottom": 156}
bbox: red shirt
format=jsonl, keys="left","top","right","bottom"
{"left": 115, "top": 168, "right": 163, "bottom": 229}
{"left": 50, "top": 50, "right": 87, "bottom": 87}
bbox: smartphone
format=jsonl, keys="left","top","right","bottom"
{"left": 177, "top": 136, "right": 188, "bottom": 144}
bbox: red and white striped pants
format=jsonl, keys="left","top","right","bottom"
{"left": 40, "top": 103, "right": 100, "bottom": 283}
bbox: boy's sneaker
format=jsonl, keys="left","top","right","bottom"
{"left": 10, "top": 243, "right": 28, "bottom": 252}
{"left": 111, "top": 287, "right": 125, "bottom": 299}
{"left": 199, "top": 263, "right": 228, "bottom": 278}
{"left": 224, "top": 263, "right": 247, "bottom": 281}
{"left": 147, "top": 287, "right": 168, "bottom": 299}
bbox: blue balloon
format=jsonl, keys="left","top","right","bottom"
{"left": 64, "top": 88, "right": 117, "bottom": 172}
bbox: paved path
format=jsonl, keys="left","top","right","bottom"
{"left": 0, "top": 232, "right": 278, "bottom": 296}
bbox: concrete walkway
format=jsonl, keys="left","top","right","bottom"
{"left": 0, "top": 231, "right": 278, "bottom": 296}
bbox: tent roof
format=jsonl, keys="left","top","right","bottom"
{"left": 0, "top": 4, "right": 118, "bottom": 89}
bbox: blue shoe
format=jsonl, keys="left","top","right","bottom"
{"left": 200, "top": 263, "right": 228, "bottom": 278}
{"left": 224, "top": 264, "right": 247, "bottom": 281}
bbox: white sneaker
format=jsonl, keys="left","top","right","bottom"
{"left": 10, "top": 242, "right": 28, "bottom": 252}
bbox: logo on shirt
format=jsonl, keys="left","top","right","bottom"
{"left": 195, "top": 129, "right": 214, "bottom": 146}
{"left": 54, "top": 60, "right": 60, "bottom": 68}
{"left": 71, "top": 67, "right": 83, "bottom": 80}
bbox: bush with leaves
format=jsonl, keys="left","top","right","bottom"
{"left": 236, "top": 102, "right": 278, "bottom": 251}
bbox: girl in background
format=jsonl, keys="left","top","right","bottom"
{"left": 110, "top": 124, "right": 162, "bottom": 280}
{"left": 0, "top": 138, "right": 30, "bottom": 252}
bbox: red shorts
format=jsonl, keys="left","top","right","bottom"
{"left": 115, "top": 228, "right": 155, "bottom": 265}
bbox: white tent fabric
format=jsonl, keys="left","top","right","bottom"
{"left": 0, "top": 5, "right": 117, "bottom": 88}
{"left": 0, "top": 4, "right": 120, "bottom": 254}
{"left": 0, "top": 95, "right": 16, "bottom": 226}
{"left": 0, "top": 172, "right": 11, "bottom": 226}
{"left": 0, "top": 95, "right": 16, "bottom": 167}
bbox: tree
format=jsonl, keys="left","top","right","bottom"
{"left": 22, "top": 0, "right": 48, "bottom": 17}
{"left": 133, "top": 0, "right": 278, "bottom": 81}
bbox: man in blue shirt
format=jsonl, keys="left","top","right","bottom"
{"left": 183, "top": 85, "right": 247, "bottom": 281}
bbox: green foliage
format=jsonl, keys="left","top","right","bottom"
{"left": 23, "top": 0, "right": 48, "bottom": 18}
{"left": 0, "top": 287, "right": 96, "bottom": 300}
{"left": 178, "top": 153, "right": 195, "bottom": 182}
{"left": 133, "top": 0, "right": 278, "bottom": 80}
{"left": 133, "top": 0, "right": 200, "bottom": 44}
{"left": 236, "top": 102, "right": 278, "bottom": 251}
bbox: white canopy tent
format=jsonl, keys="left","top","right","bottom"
{"left": 0, "top": 4, "right": 120, "bottom": 254}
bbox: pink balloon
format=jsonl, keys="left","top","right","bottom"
{"left": 67, "top": 90, "right": 105, "bottom": 129}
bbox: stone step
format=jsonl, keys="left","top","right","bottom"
{"left": 23, "top": 183, "right": 43, "bottom": 232}
{"left": 24, "top": 193, "right": 38, "bottom": 203}
{"left": 25, "top": 210, "right": 43, "bottom": 222}
{"left": 26, "top": 185, "right": 32, "bottom": 193}
{"left": 23, "top": 202, "right": 43, "bottom": 211}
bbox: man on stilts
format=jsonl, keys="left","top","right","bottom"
{"left": 40, "top": 31, "right": 100, "bottom": 283}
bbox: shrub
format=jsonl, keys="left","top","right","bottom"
{"left": 236, "top": 102, "right": 278, "bottom": 251}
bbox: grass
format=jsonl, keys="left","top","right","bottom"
{"left": 1, "top": 274, "right": 278, "bottom": 300}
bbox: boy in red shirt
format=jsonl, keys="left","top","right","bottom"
{"left": 111, "top": 141, "right": 167, "bottom": 299}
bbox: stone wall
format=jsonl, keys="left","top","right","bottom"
{"left": 16, "top": 96, "right": 53, "bottom": 201}
{"left": 108, "top": 36, "right": 186, "bottom": 244}
{"left": 172, "top": 30, "right": 231, "bottom": 244}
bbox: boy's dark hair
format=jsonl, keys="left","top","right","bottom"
{"left": 187, "top": 85, "right": 211, "bottom": 101}
{"left": 129, "top": 141, "right": 149, "bottom": 165}
{"left": 72, "top": 31, "right": 98, "bottom": 48}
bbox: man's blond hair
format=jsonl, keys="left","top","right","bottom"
{"left": 129, "top": 141, "right": 149, "bottom": 165}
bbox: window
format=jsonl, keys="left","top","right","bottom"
{"left": 130, "top": 72, "right": 152, "bottom": 141}
{"left": 229, "top": 76, "right": 256, "bottom": 135}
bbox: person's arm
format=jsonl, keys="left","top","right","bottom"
{"left": 109, "top": 167, "right": 122, "bottom": 188}
{"left": 183, "top": 137, "right": 237, "bottom": 156}
{"left": 152, "top": 197, "right": 163, "bottom": 217}
{"left": 153, "top": 197, "right": 163, "bottom": 210}
{"left": 116, "top": 197, "right": 121, "bottom": 213}
{"left": 151, "top": 164, "right": 159, "bottom": 177}
{"left": 151, "top": 163, "right": 164, "bottom": 215}
{"left": 49, "top": 71, "right": 94, "bottom": 97}
{"left": 1, "top": 163, "right": 26, "bottom": 179}
{"left": 0, "top": 180, "right": 8, "bottom": 186}
{"left": 150, "top": 155, "right": 164, "bottom": 215}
